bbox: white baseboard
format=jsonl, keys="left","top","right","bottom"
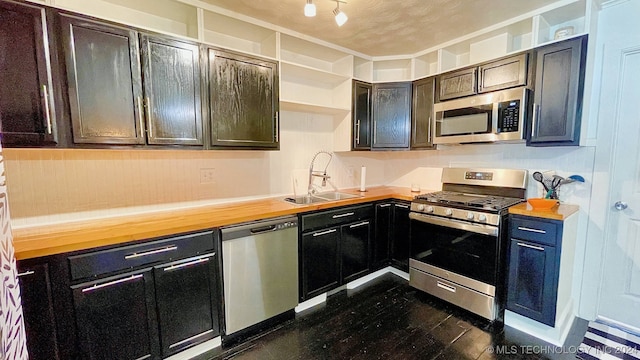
{"left": 504, "top": 301, "right": 575, "bottom": 346}
{"left": 294, "top": 266, "right": 409, "bottom": 312}
{"left": 295, "top": 293, "right": 327, "bottom": 313}
{"left": 164, "top": 337, "right": 221, "bottom": 360}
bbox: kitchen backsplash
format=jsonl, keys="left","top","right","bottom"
{"left": 4, "top": 111, "right": 595, "bottom": 228}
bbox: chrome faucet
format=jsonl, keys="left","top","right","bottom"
{"left": 308, "top": 150, "right": 334, "bottom": 195}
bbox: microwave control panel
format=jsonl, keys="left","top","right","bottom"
{"left": 497, "top": 100, "right": 520, "bottom": 133}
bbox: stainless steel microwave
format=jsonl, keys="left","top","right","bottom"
{"left": 433, "top": 87, "right": 530, "bottom": 145}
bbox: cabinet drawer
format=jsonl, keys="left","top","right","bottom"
{"left": 301, "top": 204, "right": 373, "bottom": 232}
{"left": 69, "top": 231, "right": 215, "bottom": 281}
{"left": 510, "top": 217, "right": 558, "bottom": 246}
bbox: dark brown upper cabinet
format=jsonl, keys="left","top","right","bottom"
{"left": 140, "top": 35, "right": 202, "bottom": 146}
{"left": 352, "top": 80, "right": 372, "bottom": 150}
{"left": 0, "top": 1, "right": 59, "bottom": 147}
{"left": 478, "top": 53, "right": 528, "bottom": 93}
{"left": 61, "top": 14, "right": 204, "bottom": 147}
{"left": 437, "top": 53, "right": 530, "bottom": 102}
{"left": 411, "top": 77, "right": 435, "bottom": 149}
{"left": 372, "top": 82, "right": 411, "bottom": 150}
{"left": 206, "top": 48, "right": 279, "bottom": 149}
{"left": 60, "top": 14, "right": 145, "bottom": 145}
{"left": 437, "top": 67, "right": 476, "bottom": 101}
{"left": 528, "top": 35, "right": 587, "bottom": 146}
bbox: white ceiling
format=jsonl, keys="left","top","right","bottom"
{"left": 200, "top": 0, "right": 563, "bottom": 56}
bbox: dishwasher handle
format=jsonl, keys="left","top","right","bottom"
{"left": 250, "top": 225, "right": 277, "bottom": 234}
{"left": 221, "top": 216, "right": 298, "bottom": 241}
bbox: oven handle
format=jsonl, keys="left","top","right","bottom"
{"left": 409, "top": 212, "right": 499, "bottom": 237}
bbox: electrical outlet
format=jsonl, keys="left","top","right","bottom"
{"left": 200, "top": 168, "right": 216, "bottom": 184}
{"left": 346, "top": 166, "right": 355, "bottom": 178}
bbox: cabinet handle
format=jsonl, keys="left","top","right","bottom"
{"left": 17, "top": 270, "right": 35, "bottom": 278}
{"left": 355, "top": 119, "right": 360, "bottom": 145}
{"left": 145, "top": 96, "right": 152, "bottom": 139}
{"left": 517, "top": 242, "right": 545, "bottom": 251}
{"left": 312, "top": 229, "right": 337, "bottom": 237}
{"left": 428, "top": 116, "right": 432, "bottom": 144}
{"left": 395, "top": 204, "right": 409, "bottom": 209}
{"left": 379, "top": 203, "right": 391, "bottom": 208}
{"left": 81, "top": 274, "right": 143, "bottom": 293}
{"left": 349, "top": 221, "right": 369, "bottom": 229}
{"left": 136, "top": 97, "right": 145, "bottom": 138}
{"left": 531, "top": 103, "right": 540, "bottom": 137}
{"left": 373, "top": 120, "right": 377, "bottom": 144}
{"left": 163, "top": 256, "right": 211, "bottom": 272}
{"left": 275, "top": 111, "right": 279, "bottom": 142}
{"left": 332, "top": 212, "right": 354, "bottom": 219}
{"left": 42, "top": 85, "right": 52, "bottom": 134}
{"left": 437, "top": 281, "right": 456, "bottom": 293}
{"left": 517, "top": 226, "right": 546, "bottom": 234}
{"left": 125, "top": 245, "right": 177, "bottom": 260}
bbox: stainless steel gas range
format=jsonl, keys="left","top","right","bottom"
{"left": 408, "top": 168, "right": 528, "bottom": 321}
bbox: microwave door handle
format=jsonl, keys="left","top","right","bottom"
{"left": 492, "top": 102, "right": 499, "bottom": 133}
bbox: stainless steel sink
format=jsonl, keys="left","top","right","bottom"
{"left": 283, "top": 192, "right": 360, "bottom": 204}
{"left": 283, "top": 195, "right": 328, "bottom": 204}
{"left": 312, "top": 191, "right": 360, "bottom": 201}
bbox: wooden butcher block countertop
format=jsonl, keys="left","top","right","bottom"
{"left": 13, "top": 186, "right": 422, "bottom": 260}
{"left": 509, "top": 202, "right": 580, "bottom": 221}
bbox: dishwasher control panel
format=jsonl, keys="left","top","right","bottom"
{"left": 276, "top": 220, "right": 298, "bottom": 230}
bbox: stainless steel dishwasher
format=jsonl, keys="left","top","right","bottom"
{"left": 220, "top": 215, "right": 299, "bottom": 335}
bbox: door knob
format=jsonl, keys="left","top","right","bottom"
{"left": 614, "top": 201, "right": 628, "bottom": 210}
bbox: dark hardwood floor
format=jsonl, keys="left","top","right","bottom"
{"left": 203, "top": 273, "right": 586, "bottom": 360}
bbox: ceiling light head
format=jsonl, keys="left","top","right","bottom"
{"left": 333, "top": 1, "right": 348, "bottom": 27}
{"left": 304, "top": 0, "right": 316, "bottom": 17}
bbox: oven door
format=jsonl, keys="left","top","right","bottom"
{"left": 409, "top": 212, "right": 499, "bottom": 286}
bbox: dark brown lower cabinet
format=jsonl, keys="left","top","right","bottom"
{"left": 72, "top": 270, "right": 160, "bottom": 360}
{"left": 16, "top": 261, "right": 59, "bottom": 360}
{"left": 301, "top": 227, "right": 340, "bottom": 300}
{"left": 154, "top": 254, "right": 220, "bottom": 358}
{"left": 390, "top": 202, "right": 411, "bottom": 272}
{"left": 341, "top": 220, "right": 371, "bottom": 283}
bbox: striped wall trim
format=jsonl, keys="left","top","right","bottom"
{"left": 578, "top": 321, "right": 640, "bottom": 360}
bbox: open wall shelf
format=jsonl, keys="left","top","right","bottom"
{"left": 53, "top": 0, "right": 199, "bottom": 39}
{"left": 201, "top": 10, "right": 277, "bottom": 58}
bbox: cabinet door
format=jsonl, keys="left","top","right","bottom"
{"left": 391, "top": 202, "right": 411, "bottom": 272}
{"left": 478, "top": 53, "right": 528, "bottom": 93}
{"left": 529, "top": 36, "right": 587, "bottom": 146}
{"left": 208, "top": 48, "right": 279, "bottom": 149}
{"left": 154, "top": 254, "right": 219, "bottom": 357}
{"left": 60, "top": 15, "right": 145, "bottom": 145}
{"left": 0, "top": 1, "right": 57, "bottom": 147}
{"left": 140, "top": 35, "right": 202, "bottom": 146}
{"left": 507, "top": 239, "right": 558, "bottom": 326}
{"left": 16, "top": 261, "right": 59, "bottom": 360}
{"left": 372, "top": 82, "right": 411, "bottom": 149}
{"left": 411, "top": 77, "right": 435, "bottom": 149}
{"left": 352, "top": 80, "right": 372, "bottom": 150}
{"left": 373, "top": 203, "right": 392, "bottom": 269}
{"left": 341, "top": 219, "right": 371, "bottom": 283}
{"left": 72, "top": 270, "right": 160, "bottom": 360}
{"left": 301, "top": 227, "right": 340, "bottom": 300}
{"left": 437, "top": 67, "right": 476, "bottom": 101}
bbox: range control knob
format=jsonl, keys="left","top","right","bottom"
{"left": 466, "top": 212, "right": 475, "bottom": 220}
{"left": 445, "top": 208, "right": 453, "bottom": 216}
{"left": 478, "top": 214, "right": 487, "bottom": 222}
{"left": 426, "top": 206, "right": 434, "bottom": 213}
{"left": 417, "top": 204, "right": 425, "bottom": 211}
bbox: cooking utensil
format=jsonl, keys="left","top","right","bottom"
{"left": 532, "top": 172, "right": 549, "bottom": 192}
{"left": 560, "top": 174, "right": 586, "bottom": 185}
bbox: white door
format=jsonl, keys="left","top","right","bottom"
{"left": 596, "top": 29, "right": 640, "bottom": 330}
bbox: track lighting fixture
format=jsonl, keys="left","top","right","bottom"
{"left": 333, "top": 1, "right": 348, "bottom": 27}
{"left": 304, "top": 0, "right": 316, "bottom": 17}
{"left": 303, "top": 0, "right": 348, "bottom": 26}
